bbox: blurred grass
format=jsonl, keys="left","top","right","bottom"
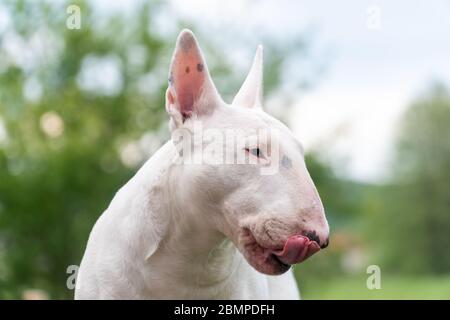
{"left": 300, "top": 275, "right": 450, "bottom": 300}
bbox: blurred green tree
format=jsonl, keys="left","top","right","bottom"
{"left": 368, "top": 84, "right": 450, "bottom": 274}
{"left": 0, "top": 0, "right": 172, "bottom": 299}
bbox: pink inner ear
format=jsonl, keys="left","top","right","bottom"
{"left": 169, "top": 41, "right": 207, "bottom": 119}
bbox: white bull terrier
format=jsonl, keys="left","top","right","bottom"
{"left": 75, "top": 29, "right": 329, "bottom": 300}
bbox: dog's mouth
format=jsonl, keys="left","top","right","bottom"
{"left": 239, "top": 228, "right": 320, "bottom": 275}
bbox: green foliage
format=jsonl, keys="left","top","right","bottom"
{"left": 0, "top": 0, "right": 171, "bottom": 298}
{"left": 367, "top": 84, "right": 450, "bottom": 274}
{"left": 299, "top": 86, "right": 450, "bottom": 293}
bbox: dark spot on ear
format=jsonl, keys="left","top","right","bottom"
{"left": 197, "top": 63, "right": 204, "bottom": 72}
{"left": 168, "top": 74, "right": 174, "bottom": 85}
{"left": 181, "top": 110, "right": 192, "bottom": 123}
{"left": 281, "top": 156, "right": 292, "bottom": 169}
{"left": 185, "top": 66, "right": 190, "bottom": 74}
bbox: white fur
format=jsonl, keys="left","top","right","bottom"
{"left": 76, "top": 140, "right": 299, "bottom": 299}
{"left": 75, "top": 30, "right": 328, "bottom": 300}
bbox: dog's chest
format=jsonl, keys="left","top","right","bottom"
{"left": 139, "top": 263, "right": 270, "bottom": 299}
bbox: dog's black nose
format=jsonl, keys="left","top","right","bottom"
{"left": 320, "top": 237, "right": 329, "bottom": 249}
{"left": 304, "top": 230, "right": 329, "bottom": 249}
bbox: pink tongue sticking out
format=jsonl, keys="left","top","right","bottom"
{"left": 273, "top": 235, "right": 321, "bottom": 265}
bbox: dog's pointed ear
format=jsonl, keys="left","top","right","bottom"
{"left": 232, "top": 45, "right": 264, "bottom": 109}
{"left": 166, "top": 29, "right": 222, "bottom": 128}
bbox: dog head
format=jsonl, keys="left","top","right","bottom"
{"left": 165, "top": 29, "right": 329, "bottom": 275}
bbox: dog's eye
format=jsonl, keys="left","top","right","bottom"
{"left": 246, "top": 147, "right": 263, "bottom": 158}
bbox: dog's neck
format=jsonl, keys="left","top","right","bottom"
{"left": 132, "top": 141, "right": 243, "bottom": 298}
